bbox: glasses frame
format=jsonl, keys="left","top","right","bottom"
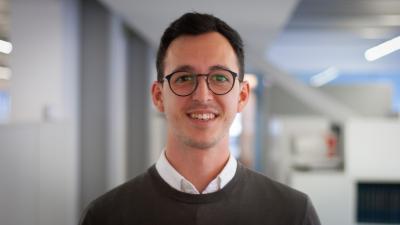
{"left": 160, "top": 68, "right": 240, "bottom": 97}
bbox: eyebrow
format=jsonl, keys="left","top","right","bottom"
{"left": 171, "top": 65, "right": 195, "bottom": 73}
{"left": 171, "top": 64, "right": 232, "bottom": 74}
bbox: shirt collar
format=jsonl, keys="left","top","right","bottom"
{"left": 155, "top": 149, "right": 237, "bottom": 194}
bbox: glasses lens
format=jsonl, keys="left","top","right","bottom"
{"left": 170, "top": 72, "right": 196, "bottom": 96}
{"left": 208, "top": 70, "right": 234, "bottom": 94}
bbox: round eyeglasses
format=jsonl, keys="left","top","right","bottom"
{"left": 161, "top": 68, "right": 239, "bottom": 97}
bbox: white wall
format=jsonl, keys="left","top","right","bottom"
{"left": 11, "top": 1, "right": 62, "bottom": 122}
{"left": 0, "top": 123, "right": 76, "bottom": 225}
{"left": 7, "top": 0, "right": 80, "bottom": 224}
{"left": 0, "top": 124, "right": 38, "bottom": 225}
{"left": 345, "top": 119, "right": 400, "bottom": 180}
{"left": 292, "top": 171, "right": 352, "bottom": 225}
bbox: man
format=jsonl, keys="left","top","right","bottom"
{"left": 80, "top": 12, "right": 321, "bottom": 225}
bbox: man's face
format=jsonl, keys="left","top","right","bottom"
{"left": 152, "top": 32, "right": 249, "bottom": 150}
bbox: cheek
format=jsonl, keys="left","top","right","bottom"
{"left": 221, "top": 96, "right": 239, "bottom": 118}
{"left": 163, "top": 95, "right": 184, "bottom": 116}
{"left": 225, "top": 90, "right": 241, "bottom": 112}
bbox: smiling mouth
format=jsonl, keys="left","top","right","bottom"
{"left": 188, "top": 113, "right": 218, "bottom": 121}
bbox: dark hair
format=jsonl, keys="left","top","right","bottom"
{"left": 156, "top": 12, "right": 245, "bottom": 82}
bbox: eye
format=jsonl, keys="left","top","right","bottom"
{"left": 173, "top": 73, "right": 195, "bottom": 84}
{"left": 210, "top": 73, "right": 229, "bottom": 82}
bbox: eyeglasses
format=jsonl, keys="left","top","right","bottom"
{"left": 161, "top": 68, "right": 239, "bottom": 97}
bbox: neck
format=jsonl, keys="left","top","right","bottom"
{"left": 165, "top": 136, "right": 230, "bottom": 193}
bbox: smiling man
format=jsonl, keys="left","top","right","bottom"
{"left": 79, "top": 12, "right": 321, "bottom": 225}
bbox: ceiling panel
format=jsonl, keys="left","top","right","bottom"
{"left": 268, "top": 0, "right": 400, "bottom": 75}
{"left": 99, "top": 0, "right": 300, "bottom": 52}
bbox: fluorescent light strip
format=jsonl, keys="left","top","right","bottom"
{"left": 364, "top": 36, "right": 400, "bottom": 61}
{"left": 0, "top": 40, "right": 13, "bottom": 54}
{"left": 310, "top": 67, "right": 339, "bottom": 87}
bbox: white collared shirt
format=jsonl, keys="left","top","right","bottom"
{"left": 155, "top": 150, "right": 237, "bottom": 194}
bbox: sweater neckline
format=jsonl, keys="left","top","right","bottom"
{"left": 148, "top": 162, "right": 244, "bottom": 204}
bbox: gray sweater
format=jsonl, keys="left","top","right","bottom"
{"left": 80, "top": 164, "right": 321, "bottom": 225}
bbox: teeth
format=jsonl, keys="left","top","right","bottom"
{"left": 190, "top": 113, "right": 216, "bottom": 120}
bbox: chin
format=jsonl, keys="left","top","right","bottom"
{"left": 183, "top": 137, "right": 219, "bottom": 150}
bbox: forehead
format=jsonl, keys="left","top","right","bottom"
{"left": 164, "top": 32, "right": 238, "bottom": 74}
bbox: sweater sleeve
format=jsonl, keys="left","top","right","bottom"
{"left": 302, "top": 197, "right": 321, "bottom": 225}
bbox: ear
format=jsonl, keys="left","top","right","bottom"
{"left": 237, "top": 81, "right": 250, "bottom": 113}
{"left": 151, "top": 81, "right": 165, "bottom": 112}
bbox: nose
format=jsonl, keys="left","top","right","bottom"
{"left": 191, "top": 76, "right": 213, "bottom": 102}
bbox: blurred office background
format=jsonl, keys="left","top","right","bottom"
{"left": 1, "top": 0, "right": 400, "bottom": 224}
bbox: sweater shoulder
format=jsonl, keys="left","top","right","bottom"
{"left": 96, "top": 171, "right": 150, "bottom": 205}
{"left": 238, "top": 166, "right": 320, "bottom": 225}
{"left": 80, "top": 169, "right": 153, "bottom": 223}
{"left": 240, "top": 165, "right": 308, "bottom": 205}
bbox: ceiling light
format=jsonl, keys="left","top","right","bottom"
{"left": 310, "top": 67, "right": 338, "bottom": 87}
{"left": 0, "top": 40, "right": 13, "bottom": 54}
{"left": 364, "top": 36, "right": 400, "bottom": 61}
